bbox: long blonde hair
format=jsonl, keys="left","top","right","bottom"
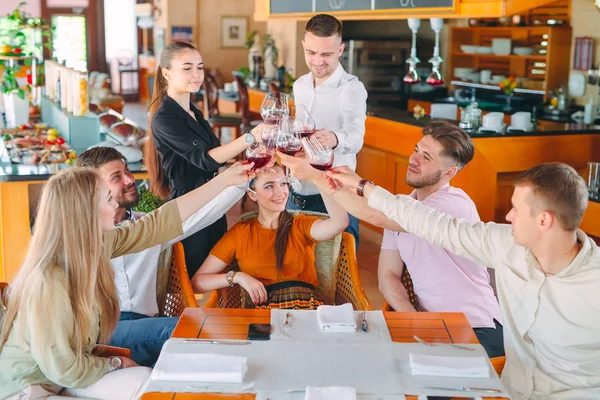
{"left": 0, "top": 168, "right": 119, "bottom": 355}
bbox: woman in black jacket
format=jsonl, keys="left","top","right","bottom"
{"left": 145, "top": 42, "right": 263, "bottom": 277}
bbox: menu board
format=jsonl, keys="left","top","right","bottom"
{"left": 269, "top": 0, "right": 455, "bottom": 14}
{"left": 375, "top": 0, "right": 454, "bottom": 10}
{"left": 316, "top": 0, "right": 372, "bottom": 12}
{"left": 269, "top": 0, "right": 314, "bottom": 14}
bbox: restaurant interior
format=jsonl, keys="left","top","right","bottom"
{"left": 0, "top": 0, "right": 599, "bottom": 399}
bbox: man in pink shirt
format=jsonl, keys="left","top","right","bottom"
{"left": 278, "top": 121, "right": 504, "bottom": 357}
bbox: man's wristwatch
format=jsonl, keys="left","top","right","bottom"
{"left": 244, "top": 133, "right": 255, "bottom": 146}
{"left": 356, "top": 179, "right": 373, "bottom": 198}
{"left": 108, "top": 356, "right": 122, "bottom": 372}
{"left": 226, "top": 270, "right": 237, "bottom": 287}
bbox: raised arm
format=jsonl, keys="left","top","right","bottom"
{"left": 105, "top": 162, "right": 253, "bottom": 258}
{"left": 310, "top": 186, "right": 349, "bottom": 241}
{"left": 207, "top": 124, "right": 264, "bottom": 164}
{"left": 153, "top": 113, "right": 263, "bottom": 168}
{"left": 327, "top": 167, "right": 512, "bottom": 269}
{"left": 173, "top": 162, "right": 252, "bottom": 222}
{"left": 165, "top": 186, "right": 245, "bottom": 248}
{"left": 278, "top": 152, "right": 403, "bottom": 232}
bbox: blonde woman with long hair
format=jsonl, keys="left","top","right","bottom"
{"left": 0, "top": 162, "right": 253, "bottom": 400}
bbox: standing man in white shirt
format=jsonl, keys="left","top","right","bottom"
{"left": 290, "top": 14, "right": 368, "bottom": 248}
{"left": 323, "top": 162, "right": 600, "bottom": 400}
{"left": 76, "top": 147, "right": 244, "bottom": 366}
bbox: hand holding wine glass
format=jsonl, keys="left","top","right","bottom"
{"left": 290, "top": 104, "right": 317, "bottom": 138}
{"left": 302, "top": 136, "right": 334, "bottom": 171}
{"left": 276, "top": 116, "right": 302, "bottom": 157}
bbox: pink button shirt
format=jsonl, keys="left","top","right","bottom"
{"left": 381, "top": 185, "right": 502, "bottom": 328}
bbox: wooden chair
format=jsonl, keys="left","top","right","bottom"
{"left": 205, "top": 211, "right": 372, "bottom": 310}
{"left": 155, "top": 241, "right": 199, "bottom": 317}
{"left": 491, "top": 356, "right": 506, "bottom": 376}
{"left": 381, "top": 264, "right": 419, "bottom": 311}
{"left": 0, "top": 282, "right": 132, "bottom": 358}
{"left": 204, "top": 73, "right": 243, "bottom": 142}
{"left": 232, "top": 72, "right": 262, "bottom": 131}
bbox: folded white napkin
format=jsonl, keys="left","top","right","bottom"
{"left": 151, "top": 352, "right": 248, "bottom": 382}
{"left": 316, "top": 303, "right": 356, "bottom": 333}
{"left": 409, "top": 353, "right": 490, "bottom": 378}
{"left": 305, "top": 386, "right": 357, "bottom": 400}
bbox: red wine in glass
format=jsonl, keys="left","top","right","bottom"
{"left": 298, "top": 129, "right": 315, "bottom": 138}
{"left": 248, "top": 155, "right": 271, "bottom": 171}
{"left": 277, "top": 145, "right": 302, "bottom": 156}
{"left": 310, "top": 161, "right": 333, "bottom": 171}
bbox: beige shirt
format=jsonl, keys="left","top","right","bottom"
{"left": 369, "top": 186, "right": 600, "bottom": 400}
{"left": 0, "top": 201, "right": 183, "bottom": 399}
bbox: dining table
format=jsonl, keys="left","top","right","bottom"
{"left": 142, "top": 307, "right": 508, "bottom": 400}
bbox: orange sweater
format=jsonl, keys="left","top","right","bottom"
{"left": 210, "top": 215, "right": 319, "bottom": 287}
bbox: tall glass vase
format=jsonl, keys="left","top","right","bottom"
{"left": 503, "top": 93, "right": 514, "bottom": 112}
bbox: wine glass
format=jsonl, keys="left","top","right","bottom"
{"left": 242, "top": 143, "right": 275, "bottom": 192}
{"left": 261, "top": 113, "right": 281, "bottom": 151}
{"left": 276, "top": 116, "right": 302, "bottom": 157}
{"left": 276, "top": 115, "right": 302, "bottom": 183}
{"left": 289, "top": 104, "right": 317, "bottom": 138}
{"left": 260, "top": 91, "right": 289, "bottom": 120}
{"left": 302, "top": 136, "right": 334, "bottom": 171}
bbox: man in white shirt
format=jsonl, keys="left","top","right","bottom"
{"left": 76, "top": 147, "right": 243, "bottom": 366}
{"left": 289, "top": 14, "right": 367, "bottom": 248}
{"left": 323, "top": 162, "right": 600, "bottom": 400}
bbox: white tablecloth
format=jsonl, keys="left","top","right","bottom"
{"left": 144, "top": 338, "right": 508, "bottom": 398}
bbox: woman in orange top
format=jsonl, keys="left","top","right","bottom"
{"left": 191, "top": 164, "right": 349, "bottom": 308}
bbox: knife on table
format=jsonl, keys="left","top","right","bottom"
{"left": 183, "top": 338, "right": 251, "bottom": 345}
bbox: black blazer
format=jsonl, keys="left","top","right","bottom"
{"left": 151, "top": 96, "right": 224, "bottom": 197}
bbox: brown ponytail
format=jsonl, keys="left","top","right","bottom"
{"left": 275, "top": 210, "right": 294, "bottom": 271}
{"left": 144, "top": 41, "right": 200, "bottom": 200}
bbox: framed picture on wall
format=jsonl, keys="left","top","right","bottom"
{"left": 221, "top": 16, "right": 248, "bottom": 48}
{"left": 172, "top": 26, "right": 193, "bottom": 43}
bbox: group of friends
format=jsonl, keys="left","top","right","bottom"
{"left": 0, "top": 13, "right": 598, "bottom": 400}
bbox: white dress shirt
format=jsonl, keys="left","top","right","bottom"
{"left": 368, "top": 186, "right": 600, "bottom": 400}
{"left": 293, "top": 63, "right": 367, "bottom": 195}
{"left": 112, "top": 187, "right": 244, "bottom": 316}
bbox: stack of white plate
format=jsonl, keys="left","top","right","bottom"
{"left": 508, "top": 112, "right": 532, "bottom": 132}
{"left": 513, "top": 47, "right": 533, "bottom": 56}
{"left": 492, "top": 38, "right": 512, "bottom": 55}
{"left": 480, "top": 112, "right": 506, "bottom": 133}
{"left": 454, "top": 67, "right": 475, "bottom": 80}
{"left": 461, "top": 45, "right": 478, "bottom": 54}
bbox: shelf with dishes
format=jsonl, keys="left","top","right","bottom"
{"left": 448, "top": 26, "right": 572, "bottom": 101}
{"left": 451, "top": 52, "right": 547, "bottom": 61}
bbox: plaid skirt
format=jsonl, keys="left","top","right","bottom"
{"left": 244, "top": 281, "right": 324, "bottom": 310}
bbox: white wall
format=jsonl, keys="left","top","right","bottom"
{"left": 104, "top": 0, "right": 137, "bottom": 92}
